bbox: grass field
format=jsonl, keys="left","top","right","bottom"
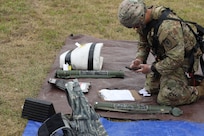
{"left": 0, "top": 0, "right": 204, "bottom": 135}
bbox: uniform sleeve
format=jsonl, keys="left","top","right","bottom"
{"left": 154, "top": 20, "right": 185, "bottom": 75}
{"left": 135, "top": 30, "right": 150, "bottom": 63}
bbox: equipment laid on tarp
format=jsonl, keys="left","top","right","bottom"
{"left": 94, "top": 102, "right": 183, "bottom": 117}
{"left": 22, "top": 34, "right": 204, "bottom": 136}
{"left": 59, "top": 42, "right": 104, "bottom": 70}
{"left": 98, "top": 89, "right": 141, "bottom": 101}
{"left": 38, "top": 79, "right": 108, "bottom": 136}
{"left": 48, "top": 78, "right": 91, "bottom": 93}
{"left": 55, "top": 69, "right": 124, "bottom": 79}
{"left": 22, "top": 98, "right": 56, "bottom": 122}
{"left": 37, "top": 34, "right": 204, "bottom": 122}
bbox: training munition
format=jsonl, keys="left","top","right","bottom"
{"left": 94, "top": 102, "right": 183, "bottom": 117}
{"left": 55, "top": 69, "right": 124, "bottom": 78}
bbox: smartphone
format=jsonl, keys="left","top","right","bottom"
{"left": 125, "top": 66, "right": 140, "bottom": 71}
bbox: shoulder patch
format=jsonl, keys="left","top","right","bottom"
{"left": 162, "top": 36, "right": 177, "bottom": 51}
{"left": 164, "top": 38, "right": 171, "bottom": 47}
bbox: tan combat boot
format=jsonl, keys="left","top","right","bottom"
{"left": 197, "top": 80, "right": 204, "bottom": 97}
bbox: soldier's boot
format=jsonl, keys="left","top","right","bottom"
{"left": 197, "top": 80, "right": 204, "bottom": 97}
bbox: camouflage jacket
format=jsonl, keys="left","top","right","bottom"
{"left": 136, "top": 6, "right": 197, "bottom": 76}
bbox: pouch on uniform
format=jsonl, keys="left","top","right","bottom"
{"left": 194, "top": 54, "right": 204, "bottom": 81}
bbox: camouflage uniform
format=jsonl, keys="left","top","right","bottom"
{"left": 38, "top": 79, "right": 108, "bottom": 136}
{"left": 136, "top": 6, "right": 199, "bottom": 106}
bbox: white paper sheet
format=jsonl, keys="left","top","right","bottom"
{"left": 99, "top": 89, "right": 135, "bottom": 101}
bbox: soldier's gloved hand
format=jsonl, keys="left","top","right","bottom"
{"left": 136, "top": 64, "right": 151, "bottom": 74}
{"left": 130, "top": 59, "right": 142, "bottom": 69}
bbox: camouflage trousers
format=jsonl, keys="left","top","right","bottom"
{"left": 144, "top": 67, "right": 199, "bottom": 106}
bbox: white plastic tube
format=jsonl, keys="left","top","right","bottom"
{"left": 59, "top": 43, "right": 104, "bottom": 70}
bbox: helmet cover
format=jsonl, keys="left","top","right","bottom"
{"left": 118, "top": 0, "right": 146, "bottom": 28}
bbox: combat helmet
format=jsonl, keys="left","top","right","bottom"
{"left": 118, "top": 0, "right": 146, "bottom": 28}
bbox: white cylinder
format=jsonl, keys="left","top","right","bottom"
{"left": 59, "top": 43, "right": 104, "bottom": 70}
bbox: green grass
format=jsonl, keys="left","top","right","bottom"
{"left": 0, "top": 0, "right": 204, "bottom": 135}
